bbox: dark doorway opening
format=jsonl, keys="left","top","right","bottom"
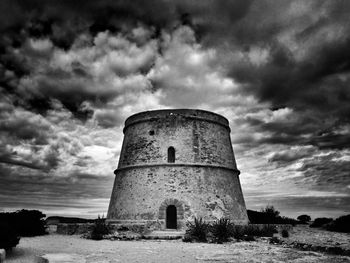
{"left": 166, "top": 205, "right": 177, "bottom": 229}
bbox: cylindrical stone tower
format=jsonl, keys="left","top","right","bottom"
{"left": 107, "top": 109, "right": 248, "bottom": 230}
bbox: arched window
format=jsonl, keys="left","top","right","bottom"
{"left": 168, "top": 147, "right": 175, "bottom": 163}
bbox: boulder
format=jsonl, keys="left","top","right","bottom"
{"left": 36, "top": 253, "right": 85, "bottom": 263}
{"left": 0, "top": 249, "right": 5, "bottom": 263}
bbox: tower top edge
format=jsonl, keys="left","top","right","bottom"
{"left": 124, "top": 109, "right": 229, "bottom": 128}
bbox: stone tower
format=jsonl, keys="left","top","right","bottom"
{"left": 107, "top": 109, "right": 248, "bottom": 230}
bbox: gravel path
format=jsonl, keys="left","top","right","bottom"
{"left": 5, "top": 234, "right": 350, "bottom": 263}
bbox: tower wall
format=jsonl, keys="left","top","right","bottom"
{"left": 107, "top": 109, "right": 248, "bottom": 229}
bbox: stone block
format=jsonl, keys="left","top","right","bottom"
{"left": 0, "top": 249, "right": 6, "bottom": 263}
{"left": 35, "top": 253, "right": 85, "bottom": 263}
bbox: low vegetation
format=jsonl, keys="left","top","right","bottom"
{"left": 183, "top": 217, "right": 209, "bottom": 242}
{"left": 326, "top": 214, "right": 350, "bottom": 233}
{"left": 87, "top": 216, "right": 113, "bottom": 240}
{"left": 247, "top": 206, "right": 299, "bottom": 225}
{"left": 0, "top": 222, "right": 20, "bottom": 250}
{"left": 310, "top": 217, "right": 333, "bottom": 228}
{"left": 233, "top": 224, "right": 277, "bottom": 239}
{"left": 297, "top": 214, "right": 311, "bottom": 224}
{"left": 210, "top": 218, "right": 235, "bottom": 243}
{"left": 184, "top": 206, "right": 297, "bottom": 243}
{"left": 184, "top": 217, "right": 278, "bottom": 243}
{"left": 281, "top": 228, "right": 289, "bottom": 238}
{"left": 46, "top": 216, "right": 95, "bottom": 224}
{"left": 0, "top": 209, "right": 47, "bottom": 237}
{"left": 308, "top": 214, "right": 350, "bottom": 233}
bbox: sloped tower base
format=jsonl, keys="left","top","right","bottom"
{"left": 107, "top": 109, "right": 248, "bottom": 230}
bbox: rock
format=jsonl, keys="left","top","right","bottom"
{"left": 326, "top": 246, "right": 344, "bottom": 255}
{"left": 0, "top": 249, "right": 5, "bottom": 263}
{"left": 269, "top": 237, "right": 281, "bottom": 244}
{"left": 310, "top": 245, "right": 318, "bottom": 251}
{"left": 36, "top": 253, "right": 86, "bottom": 263}
{"left": 56, "top": 224, "right": 93, "bottom": 235}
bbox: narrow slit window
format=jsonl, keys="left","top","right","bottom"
{"left": 168, "top": 147, "right": 175, "bottom": 163}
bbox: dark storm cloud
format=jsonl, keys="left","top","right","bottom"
{"left": 0, "top": 153, "right": 41, "bottom": 170}
{"left": 3, "top": 0, "right": 347, "bottom": 130}
{"left": 238, "top": 109, "right": 350, "bottom": 150}
{"left": 267, "top": 148, "right": 349, "bottom": 193}
{"left": 0, "top": 164, "right": 113, "bottom": 212}
{"left": 0, "top": 106, "right": 51, "bottom": 144}
{"left": 195, "top": 1, "right": 350, "bottom": 151}
{"left": 309, "top": 132, "right": 350, "bottom": 150}
{"left": 0, "top": 0, "right": 253, "bottom": 31}
{"left": 268, "top": 148, "right": 314, "bottom": 164}
{"left": 297, "top": 154, "right": 350, "bottom": 190}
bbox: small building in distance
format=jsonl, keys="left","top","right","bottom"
{"left": 107, "top": 109, "right": 248, "bottom": 230}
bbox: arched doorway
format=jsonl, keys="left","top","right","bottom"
{"left": 166, "top": 205, "right": 177, "bottom": 229}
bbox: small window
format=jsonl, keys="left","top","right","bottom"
{"left": 168, "top": 147, "right": 175, "bottom": 163}
{"left": 149, "top": 130, "right": 155, "bottom": 135}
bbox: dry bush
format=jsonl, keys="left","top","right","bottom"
{"left": 88, "top": 216, "right": 112, "bottom": 240}
{"left": 210, "top": 218, "right": 235, "bottom": 243}
{"left": 183, "top": 217, "right": 209, "bottom": 242}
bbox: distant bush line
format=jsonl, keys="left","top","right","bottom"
{"left": 310, "top": 217, "right": 333, "bottom": 228}
{"left": 46, "top": 216, "right": 96, "bottom": 224}
{"left": 311, "top": 215, "right": 350, "bottom": 233}
{"left": 247, "top": 206, "right": 299, "bottom": 225}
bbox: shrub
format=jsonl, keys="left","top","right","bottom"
{"left": 250, "top": 224, "right": 277, "bottom": 237}
{"left": 247, "top": 208, "right": 298, "bottom": 225}
{"left": 0, "top": 222, "right": 20, "bottom": 250}
{"left": 269, "top": 236, "right": 282, "bottom": 244}
{"left": 46, "top": 216, "right": 95, "bottom": 224}
{"left": 281, "top": 229, "right": 289, "bottom": 238}
{"left": 262, "top": 205, "right": 280, "bottom": 218}
{"left": 326, "top": 214, "right": 350, "bottom": 233}
{"left": 183, "top": 219, "right": 281, "bottom": 243}
{"left": 183, "top": 217, "right": 209, "bottom": 242}
{"left": 241, "top": 235, "right": 255, "bottom": 241}
{"left": 0, "top": 210, "right": 47, "bottom": 237}
{"left": 297, "top": 214, "right": 311, "bottom": 224}
{"left": 232, "top": 224, "right": 277, "bottom": 239}
{"left": 14, "top": 210, "right": 47, "bottom": 236}
{"left": 211, "top": 218, "right": 235, "bottom": 243}
{"left": 310, "top": 217, "right": 333, "bottom": 228}
{"left": 88, "top": 216, "right": 112, "bottom": 240}
{"left": 278, "top": 216, "right": 299, "bottom": 226}
{"left": 231, "top": 225, "right": 244, "bottom": 240}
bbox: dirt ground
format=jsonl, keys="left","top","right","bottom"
{"left": 6, "top": 234, "right": 350, "bottom": 263}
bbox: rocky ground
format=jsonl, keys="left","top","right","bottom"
{"left": 5, "top": 226, "right": 350, "bottom": 263}
{"left": 283, "top": 225, "right": 350, "bottom": 250}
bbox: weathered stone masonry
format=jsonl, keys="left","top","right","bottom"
{"left": 107, "top": 109, "right": 248, "bottom": 230}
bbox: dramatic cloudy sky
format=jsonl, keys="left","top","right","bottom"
{"left": 0, "top": 0, "right": 349, "bottom": 219}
